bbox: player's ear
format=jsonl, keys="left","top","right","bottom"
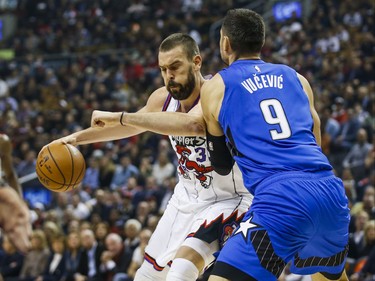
{"left": 193, "top": 55, "right": 202, "bottom": 70}
{"left": 223, "top": 36, "right": 231, "bottom": 53}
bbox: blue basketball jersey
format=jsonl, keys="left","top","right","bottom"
{"left": 218, "top": 60, "right": 332, "bottom": 194}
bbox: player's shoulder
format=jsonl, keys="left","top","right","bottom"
{"left": 146, "top": 86, "right": 170, "bottom": 111}
{"left": 202, "top": 74, "right": 224, "bottom": 93}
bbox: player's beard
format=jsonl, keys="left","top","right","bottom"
{"left": 167, "top": 67, "right": 196, "bottom": 100}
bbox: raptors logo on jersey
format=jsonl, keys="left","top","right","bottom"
{"left": 162, "top": 92, "right": 250, "bottom": 203}
{"left": 174, "top": 144, "right": 214, "bottom": 188}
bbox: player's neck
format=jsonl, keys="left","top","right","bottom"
{"left": 229, "top": 54, "right": 261, "bottom": 65}
{"left": 179, "top": 90, "right": 200, "bottom": 113}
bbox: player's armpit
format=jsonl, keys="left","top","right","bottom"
{"left": 206, "top": 130, "right": 234, "bottom": 175}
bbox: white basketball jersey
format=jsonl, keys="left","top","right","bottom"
{"left": 163, "top": 94, "right": 250, "bottom": 203}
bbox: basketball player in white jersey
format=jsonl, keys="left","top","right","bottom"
{"left": 52, "top": 33, "right": 252, "bottom": 281}
{"left": 0, "top": 133, "right": 31, "bottom": 253}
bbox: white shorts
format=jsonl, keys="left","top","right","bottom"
{"left": 143, "top": 189, "right": 251, "bottom": 271}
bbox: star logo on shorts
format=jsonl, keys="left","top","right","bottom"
{"left": 234, "top": 216, "right": 259, "bottom": 241}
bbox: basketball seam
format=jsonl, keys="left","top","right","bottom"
{"left": 69, "top": 160, "right": 86, "bottom": 191}
{"left": 35, "top": 164, "right": 66, "bottom": 190}
{"left": 36, "top": 164, "right": 78, "bottom": 186}
{"left": 65, "top": 144, "right": 75, "bottom": 186}
{"left": 47, "top": 145, "right": 67, "bottom": 185}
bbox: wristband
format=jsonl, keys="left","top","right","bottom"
{"left": 120, "top": 112, "right": 126, "bottom": 126}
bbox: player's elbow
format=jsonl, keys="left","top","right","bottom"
{"left": 213, "top": 165, "right": 232, "bottom": 176}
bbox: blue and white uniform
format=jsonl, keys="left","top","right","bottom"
{"left": 211, "top": 60, "right": 350, "bottom": 280}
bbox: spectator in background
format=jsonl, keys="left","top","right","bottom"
{"left": 88, "top": 189, "right": 112, "bottom": 222}
{"left": 35, "top": 234, "right": 66, "bottom": 281}
{"left": 343, "top": 128, "right": 373, "bottom": 185}
{"left": 99, "top": 233, "right": 133, "bottom": 281}
{"left": 342, "top": 168, "right": 357, "bottom": 205}
{"left": 350, "top": 220, "right": 375, "bottom": 280}
{"left": 110, "top": 155, "right": 139, "bottom": 190}
{"left": 348, "top": 211, "right": 370, "bottom": 265}
{"left": 127, "top": 229, "right": 152, "bottom": 280}
{"left": 0, "top": 235, "right": 24, "bottom": 280}
{"left": 331, "top": 96, "right": 348, "bottom": 125}
{"left": 360, "top": 220, "right": 375, "bottom": 259}
{"left": 15, "top": 150, "right": 37, "bottom": 182}
{"left": 16, "top": 230, "right": 50, "bottom": 281}
{"left": 42, "top": 221, "right": 62, "bottom": 248}
{"left": 75, "top": 229, "right": 105, "bottom": 281}
{"left": 63, "top": 231, "right": 82, "bottom": 281}
{"left": 82, "top": 157, "right": 100, "bottom": 190}
{"left": 134, "top": 201, "right": 151, "bottom": 227}
{"left": 151, "top": 151, "right": 175, "bottom": 186}
{"left": 123, "top": 219, "right": 142, "bottom": 252}
{"left": 94, "top": 221, "right": 109, "bottom": 248}
{"left": 351, "top": 185, "right": 375, "bottom": 220}
{"left": 332, "top": 107, "right": 362, "bottom": 176}
{"left": 68, "top": 194, "right": 90, "bottom": 221}
{"left": 107, "top": 208, "right": 124, "bottom": 234}
{"left": 98, "top": 155, "right": 116, "bottom": 189}
{"left": 145, "top": 214, "right": 161, "bottom": 233}
{"left": 320, "top": 106, "right": 341, "bottom": 156}
{"left": 364, "top": 134, "right": 375, "bottom": 175}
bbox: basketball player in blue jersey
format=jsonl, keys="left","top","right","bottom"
{"left": 50, "top": 33, "right": 252, "bottom": 281}
{"left": 197, "top": 8, "right": 350, "bottom": 281}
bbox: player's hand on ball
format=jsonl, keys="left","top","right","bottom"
{"left": 57, "top": 136, "right": 77, "bottom": 146}
{"left": 91, "top": 110, "right": 123, "bottom": 128}
{"left": 41, "top": 137, "right": 77, "bottom": 154}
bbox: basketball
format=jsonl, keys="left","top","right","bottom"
{"left": 36, "top": 143, "right": 86, "bottom": 192}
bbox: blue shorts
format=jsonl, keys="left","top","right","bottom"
{"left": 211, "top": 171, "right": 350, "bottom": 280}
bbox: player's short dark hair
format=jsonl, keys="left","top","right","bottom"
{"left": 159, "top": 33, "right": 200, "bottom": 60}
{"left": 222, "top": 9, "right": 265, "bottom": 55}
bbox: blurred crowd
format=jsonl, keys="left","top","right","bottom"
{"left": 0, "top": 0, "right": 374, "bottom": 280}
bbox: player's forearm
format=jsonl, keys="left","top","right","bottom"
{"left": 2, "top": 155, "right": 22, "bottom": 197}
{"left": 122, "top": 112, "right": 206, "bottom": 136}
{"left": 74, "top": 126, "right": 145, "bottom": 145}
{"left": 7, "top": 173, "right": 22, "bottom": 197}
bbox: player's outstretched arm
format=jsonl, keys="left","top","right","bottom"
{"left": 51, "top": 87, "right": 168, "bottom": 146}
{"left": 92, "top": 102, "right": 205, "bottom": 136}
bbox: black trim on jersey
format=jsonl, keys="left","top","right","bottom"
{"left": 251, "top": 229, "right": 286, "bottom": 277}
{"left": 162, "top": 93, "right": 172, "bottom": 112}
{"left": 320, "top": 270, "right": 345, "bottom": 280}
{"left": 294, "top": 244, "right": 348, "bottom": 268}
{"left": 206, "top": 130, "right": 234, "bottom": 176}
{"left": 226, "top": 127, "right": 244, "bottom": 157}
{"left": 211, "top": 261, "right": 257, "bottom": 281}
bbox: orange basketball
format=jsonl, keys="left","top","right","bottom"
{"left": 36, "top": 143, "right": 86, "bottom": 192}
